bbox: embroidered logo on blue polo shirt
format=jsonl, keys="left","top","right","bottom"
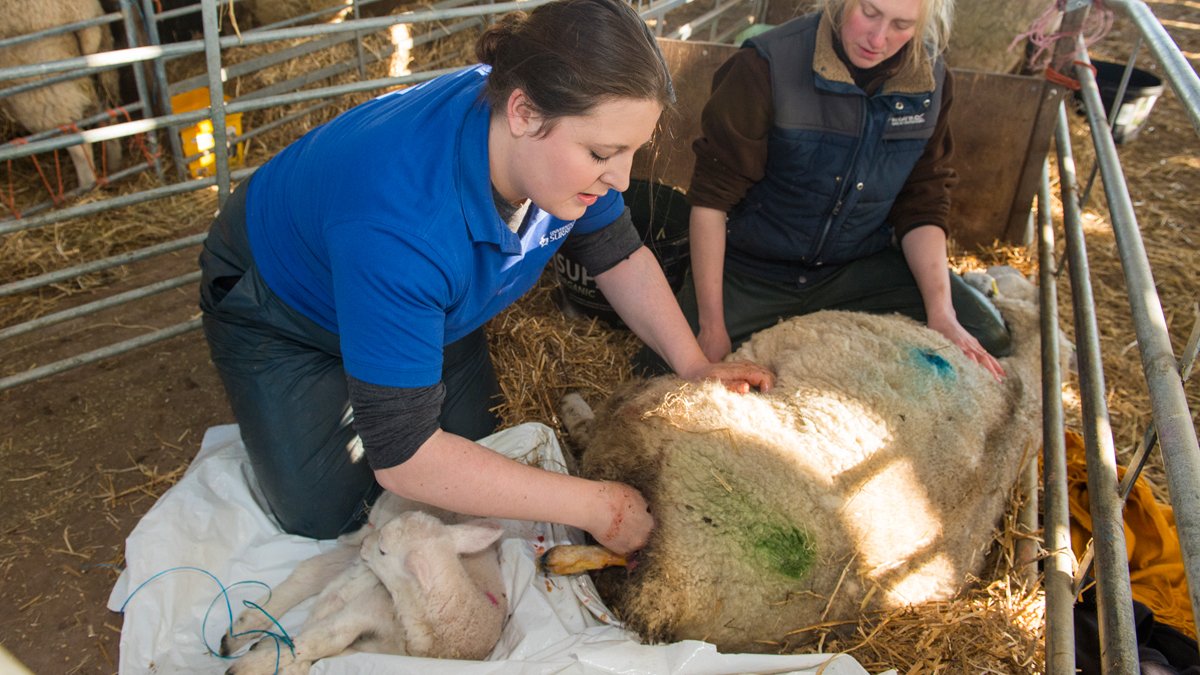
{"left": 540, "top": 223, "right": 574, "bottom": 247}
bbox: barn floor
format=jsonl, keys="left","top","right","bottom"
{"left": 1, "top": 2, "right": 1198, "bottom": 673}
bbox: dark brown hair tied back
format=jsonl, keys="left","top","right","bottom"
{"left": 474, "top": 10, "right": 527, "bottom": 67}
{"left": 474, "top": 0, "right": 674, "bottom": 124}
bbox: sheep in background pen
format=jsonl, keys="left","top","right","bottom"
{"left": 223, "top": 502, "right": 508, "bottom": 674}
{"left": 560, "top": 270, "right": 1046, "bottom": 653}
{"left": 0, "top": 0, "right": 122, "bottom": 192}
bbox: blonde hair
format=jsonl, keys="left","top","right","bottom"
{"left": 818, "top": 0, "right": 954, "bottom": 73}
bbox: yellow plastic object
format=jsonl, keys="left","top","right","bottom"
{"left": 170, "top": 87, "right": 245, "bottom": 179}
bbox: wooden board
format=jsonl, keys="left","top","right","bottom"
{"left": 633, "top": 39, "right": 1065, "bottom": 249}
{"left": 948, "top": 69, "right": 1065, "bottom": 247}
{"left": 632, "top": 40, "right": 734, "bottom": 194}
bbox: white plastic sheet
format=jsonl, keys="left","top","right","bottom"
{"left": 110, "top": 422, "right": 887, "bottom": 675}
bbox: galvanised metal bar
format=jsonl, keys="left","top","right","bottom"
{"left": 0, "top": 114, "right": 191, "bottom": 163}
{"left": 1038, "top": 157, "right": 1077, "bottom": 675}
{"left": 0, "top": 68, "right": 457, "bottom": 163}
{"left": 666, "top": 0, "right": 752, "bottom": 41}
{"left": 0, "top": 63, "right": 128, "bottom": 100}
{"left": 118, "top": 0, "right": 163, "bottom": 182}
{"left": 167, "top": 32, "right": 360, "bottom": 97}
{"left": 165, "top": 0, "right": 479, "bottom": 97}
{"left": 1074, "top": 315, "right": 1200, "bottom": 597}
{"left": 196, "top": 102, "right": 331, "bottom": 155}
{"left": 0, "top": 318, "right": 202, "bottom": 392}
{"left": 434, "top": 0, "right": 494, "bottom": 10}
{"left": 7, "top": 101, "right": 146, "bottom": 145}
{"left": 351, "top": 0, "right": 367, "bottom": 78}
{"left": 1050, "top": 0, "right": 1093, "bottom": 76}
{"left": 1074, "top": 46, "right": 1200, "bottom": 641}
{"left": 0, "top": 166, "right": 256, "bottom": 237}
{"left": 0, "top": 0, "right": 554, "bottom": 81}
{"left": 1054, "top": 101, "right": 1140, "bottom": 674}
{"left": 297, "top": 0, "right": 546, "bottom": 33}
{"left": 4, "top": 158, "right": 159, "bottom": 221}
{"left": 640, "top": 0, "right": 692, "bottom": 26}
{"left": 151, "top": 0, "right": 401, "bottom": 31}
{"left": 0, "top": 272, "right": 200, "bottom": 341}
{"left": 1080, "top": 38, "right": 1142, "bottom": 209}
{"left": 0, "top": 233, "right": 206, "bottom": 298}
{"left": 241, "top": 57, "right": 387, "bottom": 102}
{"left": 1107, "top": 0, "right": 1200, "bottom": 137}
{"left": 1181, "top": 315, "right": 1200, "bottom": 382}
{"left": 200, "top": 0, "right": 232, "bottom": 204}
{"left": 153, "top": 0, "right": 234, "bottom": 22}
{"left": 230, "top": 14, "right": 479, "bottom": 103}
{"left": 142, "top": 0, "right": 189, "bottom": 182}
{"left": 0, "top": 13, "right": 122, "bottom": 50}
{"left": 0, "top": 44, "right": 183, "bottom": 82}
{"left": 247, "top": 0, "right": 361, "bottom": 30}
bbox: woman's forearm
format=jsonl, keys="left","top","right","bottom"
{"left": 900, "top": 224, "right": 954, "bottom": 322}
{"left": 374, "top": 430, "right": 652, "bottom": 553}
{"left": 594, "top": 247, "right": 711, "bottom": 378}
{"left": 689, "top": 206, "right": 729, "bottom": 332}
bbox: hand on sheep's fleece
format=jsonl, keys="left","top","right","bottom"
{"left": 688, "top": 359, "right": 775, "bottom": 394}
{"left": 926, "top": 312, "right": 1006, "bottom": 381}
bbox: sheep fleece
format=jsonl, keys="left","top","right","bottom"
{"left": 578, "top": 299, "right": 1040, "bottom": 652}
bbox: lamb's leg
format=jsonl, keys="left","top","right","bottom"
{"left": 100, "top": 136, "right": 122, "bottom": 176}
{"left": 66, "top": 144, "right": 96, "bottom": 191}
{"left": 220, "top": 544, "right": 358, "bottom": 656}
{"left": 559, "top": 392, "right": 595, "bottom": 447}
{"left": 225, "top": 635, "right": 299, "bottom": 675}
{"left": 290, "top": 590, "right": 401, "bottom": 670}
{"left": 226, "top": 579, "right": 398, "bottom": 675}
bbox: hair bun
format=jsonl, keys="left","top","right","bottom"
{"left": 475, "top": 11, "right": 527, "bottom": 66}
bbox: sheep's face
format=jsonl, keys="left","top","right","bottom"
{"left": 361, "top": 511, "right": 504, "bottom": 593}
{"left": 361, "top": 512, "right": 438, "bottom": 589}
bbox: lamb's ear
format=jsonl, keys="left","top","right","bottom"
{"left": 405, "top": 550, "right": 437, "bottom": 592}
{"left": 450, "top": 520, "right": 504, "bottom": 555}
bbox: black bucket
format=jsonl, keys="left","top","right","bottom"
{"left": 1082, "top": 60, "right": 1164, "bottom": 144}
{"left": 553, "top": 180, "right": 691, "bottom": 328}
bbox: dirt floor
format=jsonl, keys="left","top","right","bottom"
{"left": 1, "top": 2, "right": 1198, "bottom": 673}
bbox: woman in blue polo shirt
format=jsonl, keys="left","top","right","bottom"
{"left": 198, "top": 0, "right": 772, "bottom": 551}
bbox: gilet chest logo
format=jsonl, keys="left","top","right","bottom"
{"left": 540, "top": 223, "right": 574, "bottom": 247}
{"left": 889, "top": 112, "right": 927, "bottom": 127}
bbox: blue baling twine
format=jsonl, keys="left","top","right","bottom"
{"left": 116, "top": 565, "right": 295, "bottom": 671}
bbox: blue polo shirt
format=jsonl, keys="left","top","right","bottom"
{"left": 245, "top": 66, "right": 625, "bottom": 387}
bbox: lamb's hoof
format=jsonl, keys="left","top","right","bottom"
{"left": 220, "top": 631, "right": 258, "bottom": 657}
{"left": 219, "top": 633, "right": 236, "bottom": 657}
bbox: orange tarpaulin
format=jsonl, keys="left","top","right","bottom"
{"left": 1065, "top": 429, "right": 1195, "bottom": 640}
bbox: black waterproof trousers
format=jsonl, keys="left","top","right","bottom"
{"left": 198, "top": 181, "right": 499, "bottom": 539}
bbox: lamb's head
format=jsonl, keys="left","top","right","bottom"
{"left": 360, "top": 511, "right": 504, "bottom": 594}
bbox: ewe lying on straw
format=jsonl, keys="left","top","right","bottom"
{"left": 563, "top": 271, "right": 1044, "bottom": 653}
